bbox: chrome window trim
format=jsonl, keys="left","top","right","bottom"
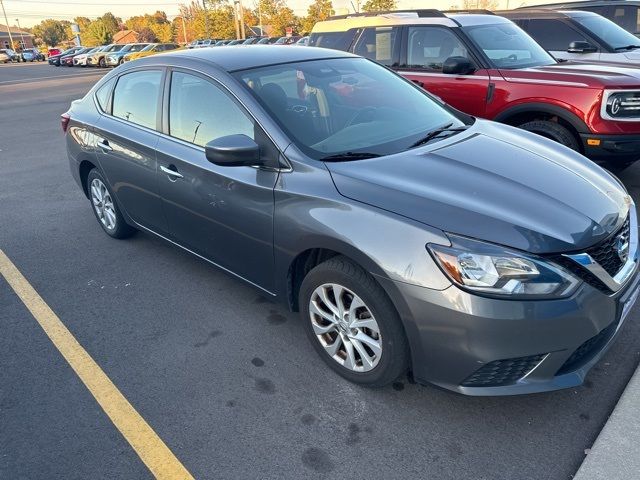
{"left": 564, "top": 203, "right": 638, "bottom": 292}
{"left": 600, "top": 89, "right": 640, "bottom": 122}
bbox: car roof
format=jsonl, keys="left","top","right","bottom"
{"left": 311, "top": 11, "right": 512, "bottom": 32}
{"left": 498, "top": 9, "right": 598, "bottom": 19}
{"left": 149, "top": 45, "right": 357, "bottom": 71}
{"left": 520, "top": 0, "right": 640, "bottom": 8}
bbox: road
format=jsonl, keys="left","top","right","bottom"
{"left": 1, "top": 62, "right": 640, "bottom": 480}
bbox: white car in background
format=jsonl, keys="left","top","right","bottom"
{"left": 73, "top": 46, "right": 103, "bottom": 67}
{"left": 0, "top": 51, "right": 9, "bottom": 63}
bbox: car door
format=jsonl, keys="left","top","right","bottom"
{"left": 93, "top": 68, "right": 167, "bottom": 233}
{"left": 155, "top": 69, "right": 279, "bottom": 291}
{"left": 396, "top": 25, "right": 491, "bottom": 117}
{"left": 518, "top": 18, "right": 602, "bottom": 63}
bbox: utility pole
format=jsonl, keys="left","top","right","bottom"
{"left": 179, "top": 16, "right": 188, "bottom": 43}
{"left": 202, "top": 0, "right": 210, "bottom": 39}
{"left": 0, "top": 0, "right": 15, "bottom": 49}
{"left": 15, "top": 18, "right": 25, "bottom": 48}
{"left": 233, "top": 0, "right": 240, "bottom": 39}
{"left": 258, "top": 1, "right": 263, "bottom": 37}
{"left": 238, "top": 0, "right": 245, "bottom": 39}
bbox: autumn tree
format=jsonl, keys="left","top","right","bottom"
{"left": 461, "top": 0, "right": 498, "bottom": 9}
{"left": 32, "top": 19, "right": 67, "bottom": 47}
{"left": 301, "top": 0, "right": 333, "bottom": 34}
{"left": 83, "top": 19, "right": 113, "bottom": 45}
{"left": 137, "top": 27, "right": 159, "bottom": 42}
{"left": 125, "top": 11, "right": 173, "bottom": 42}
{"left": 258, "top": 0, "right": 299, "bottom": 36}
{"left": 362, "top": 0, "right": 397, "bottom": 12}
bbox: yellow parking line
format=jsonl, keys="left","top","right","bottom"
{"left": 0, "top": 249, "right": 194, "bottom": 480}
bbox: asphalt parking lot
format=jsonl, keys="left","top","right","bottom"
{"left": 2, "top": 62, "right": 640, "bottom": 480}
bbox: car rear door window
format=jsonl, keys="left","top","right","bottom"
{"left": 112, "top": 70, "right": 162, "bottom": 129}
{"left": 407, "top": 27, "right": 470, "bottom": 71}
{"left": 524, "top": 19, "right": 590, "bottom": 51}
{"left": 168, "top": 71, "right": 254, "bottom": 147}
{"left": 352, "top": 27, "right": 399, "bottom": 66}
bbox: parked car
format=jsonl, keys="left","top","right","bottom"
{"left": 310, "top": 10, "right": 640, "bottom": 169}
{"left": 48, "top": 46, "right": 84, "bottom": 66}
{"left": 0, "top": 51, "right": 9, "bottom": 63}
{"left": 274, "top": 35, "right": 302, "bottom": 45}
{"left": 63, "top": 46, "right": 639, "bottom": 395}
{"left": 61, "top": 47, "right": 93, "bottom": 67}
{"left": 501, "top": 9, "right": 640, "bottom": 66}
{"left": 296, "top": 36, "right": 310, "bottom": 46}
{"left": 226, "top": 39, "right": 245, "bottom": 45}
{"left": 520, "top": 0, "right": 640, "bottom": 37}
{"left": 21, "top": 48, "right": 45, "bottom": 62}
{"left": 241, "top": 37, "right": 263, "bottom": 45}
{"left": 105, "top": 43, "right": 149, "bottom": 66}
{"left": 187, "top": 40, "right": 200, "bottom": 49}
{"left": 48, "top": 48, "right": 62, "bottom": 57}
{"left": 214, "top": 40, "right": 234, "bottom": 46}
{"left": 122, "top": 43, "right": 181, "bottom": 62}
{"left": 0, "top": 48, "right": 21, "bottom": 62}
{"left": 194, "top": 39, "right": 217, "bottom": 48}
{"left": 256, "top": 37, "right": 280, "bottom": 44}
{"left": 87, "top": 44, "right": 125, "bottom": 67}
{"left": 73, "top": 46, "right": 103, "bottom": 66}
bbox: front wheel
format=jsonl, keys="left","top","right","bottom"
{"left": 98, "top": 57, "right": 106, "bottom": 67}
{"left": 299, "top": 256, "right": 408, "bottom": 387}
{"left": 518, "top": 120, "right": 580, "bottom": 151}
{"left": 86, "top": 169, "right": 135, "bottom": 239}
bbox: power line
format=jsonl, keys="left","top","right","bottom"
{"left": 4, "top": 0, "right": 179, "bottom": 4}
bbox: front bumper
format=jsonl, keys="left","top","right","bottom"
{"left": 378, "top": 265, "right": 639, "bottom": 396}
{"left": 73, "top": 57, "right": 87, "bottom": 66}
{"left": 105, "top": 56, "right": 119, "bottom": 66}
{"left": 581, "top": 133, "right": 640, "bottom": 165}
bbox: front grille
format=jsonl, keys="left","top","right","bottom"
{"left": 557, "top": 320, "right": 619, "bottom": 375}
{"left": 461, "top": 354, "right": 546, "bottom": 387}
{"left": 549, "top": 215, "right": 630, "bottom": 293}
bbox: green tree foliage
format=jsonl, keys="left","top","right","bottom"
{"left": 362, "top": 0, "right": 397, "bottom": 12}
{"left": 301, "top": 0, "right": 334, "bottom": 34}
{"left": 258, "top": 0, "right": 299, "bottom": 36}
{"left": 32, "top": 19, "right": 67, "bottom": 47}
{"left": 83, "top": 19, "right": 114, "bottom": 45}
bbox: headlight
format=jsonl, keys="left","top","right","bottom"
{"left": 428, "top": 235, "right": 580, "bottom": 299}
{"left": 602, "top": 90, "right": 640, "bottom": 121}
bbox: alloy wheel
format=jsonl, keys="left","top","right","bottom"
{"left": 308, "top": 283, "right": 382, "bottom": 372}
{"left": 90, "top": 178, "right": 116, "bottom": 231}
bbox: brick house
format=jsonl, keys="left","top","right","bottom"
{"left": 0, "top": 24, "right": 34, "bottom": 49}
{"left": 113, "top": 30, "right": 139, "bottom": 44}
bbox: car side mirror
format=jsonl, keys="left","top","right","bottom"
{"left": 442, "top": 56, "right": 475, "bottom": 75}
{"left": 205, "top": 134, "right": 262, "bottom": 167}
{"left": 567, "top": 41, "right": 597, "bottom": 53}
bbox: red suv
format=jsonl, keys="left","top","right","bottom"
{"left": 310, "top": 10, "right": 640, "bottom": 168}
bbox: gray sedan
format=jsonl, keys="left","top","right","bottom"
{"left": 63, "top": 46, "right": 639, "bottom": 395}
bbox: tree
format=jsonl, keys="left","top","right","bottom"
{"left": 137, "top": 27, "right": 159, "bottom": 43}
{"left": 462, "top": 0, "right": 498, "bottom": 9}
{"left": 83, "top": 19, "right": 113, "bottom": 45}
{"left": 362, "top": 0, "right": 397, "bottom": 12}
{"left": 301, "top": 0, "right": 333, "bottom": 34}
{"left": 258, "top": 0, "right": 299, "bottom": 36}
{"left": 32, "top": 19, "right": 67, "bottom": 47}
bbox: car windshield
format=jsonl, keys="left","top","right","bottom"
{"left": 574, "top": 14, "right": 640, "bottom": 50}
{"left": 235, "top": 57, "right": 467, "bottom": 160}
{"left": 110, "top": 45, "right": 124, "bottom": 52}
{"left": 464, "top": 22, "right": 556, "bottom": 69}
{"left": 140, "top": 44, "right": 156, "bottom": 52}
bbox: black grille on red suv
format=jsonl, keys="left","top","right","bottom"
{"left": 461, "top": 354, "right": 546, "bottom": 387}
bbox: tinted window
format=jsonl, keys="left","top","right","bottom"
{"left": 407, "top": 27, "right": 469, "bottom": 71}
{"left": 352, "top": 27, "right": 399, "bottom": 66}
{"left": 309, "top": 30, "right": 358, "bottom": 50}
{"left": 169, "top": 72, "right": 254, "bottom": 147}
{"left": 95, "top": 77, "right": 115, "bottom": 112}
{"left": 574, "top": 14, "right": 640, "bottom": 49}
{"left": 464, "top": 23, "right": 556, "bottom": 69}
{"left": 523, "top": 19, "right": 589, "bottom": 51}
{"left": 235, "top": 57, "right": 465, "bottom": 159}
{"left": 613, "top": 6, "right": 640, "bottom": 34}
{"left": 112, "top": 70, "right": 162, "bottom": 129}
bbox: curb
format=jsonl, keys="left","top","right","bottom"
{"left": 574, "top": 363, "right": 640, "bottom": 479}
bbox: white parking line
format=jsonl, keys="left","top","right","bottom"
{"left": 0, "top": 71, "right": 106, "bottom": 85}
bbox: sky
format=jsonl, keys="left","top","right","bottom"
{"left": 2, "top": 0, "right": 565, "bottom": 28}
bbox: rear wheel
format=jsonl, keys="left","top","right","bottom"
{"left": 518, "top": 120, "right": 580, "bottom": 151}
{"left": 299, "top": 256, "right": 408, "bottom": 387}
{"left": 86, "top": 169, "right": 135, "bottom": 239}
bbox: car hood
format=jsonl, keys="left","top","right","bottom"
{"left": 325, "top": 121, "right": 630, "bottom": 254}
{"left": 502, "top": 62, "right": 640, "bottom": 89}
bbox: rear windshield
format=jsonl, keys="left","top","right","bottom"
{"left": 309, "top": 30, "right": 358, "bottom": 51}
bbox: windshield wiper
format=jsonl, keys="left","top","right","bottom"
{"left": 320, "top": 152, "right": 382, "bottom": 161}
{"left": 614, "top": 44, "right": 640, "bottom": 50}
{"left": 410, "top": 123, "right": 470, "bottom": 148}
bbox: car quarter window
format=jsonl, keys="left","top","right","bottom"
{"left": 352, "top": 27, "right": 399, "bottom": 66}
{"left": 522, "top": 19, "right": 590, "bottom": 51}
{"left": 168, "top": 71, "right": 254, "bottom": 147}
{"left": 406, "top": 27, "right": 470, "bottom": 71}
{"left": 95, "top": 77, "right": 116, "bottom": 112}
{"left": 112, "top": 70, "right": 162, "bottom": 129}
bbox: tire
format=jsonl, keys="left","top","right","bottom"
{"left": 98, "top": 57, "right": 105, "bottom": 67}
{"left": 299, "top": 256, "right": 409, "bottom": 387}
{"left": 86, "top": 169, "right": 136, "bottom": 239}
{"left": 118, "top": 58, "right": 124, "bottom": 65}
{"left": 518, "top": 120, "right": 580, "bottom": 151}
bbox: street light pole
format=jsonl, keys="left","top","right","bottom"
{"left": 15, "top": 18, "right": 25, "bottom": 48}
{"left": 202, "top": 0, "right": 210, "bottom": 39}
{"left": 0, "top": 0, "right": 15, "bottom": 49}
{"left": 238, "top": 0, "right": 245, "bottom": 39}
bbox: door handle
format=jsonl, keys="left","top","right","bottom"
{"left": 98, "top": 140, "right": 112, "bottom": 152}
{"left": 160, "top": 165, "right": 183, "bottom": 179}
